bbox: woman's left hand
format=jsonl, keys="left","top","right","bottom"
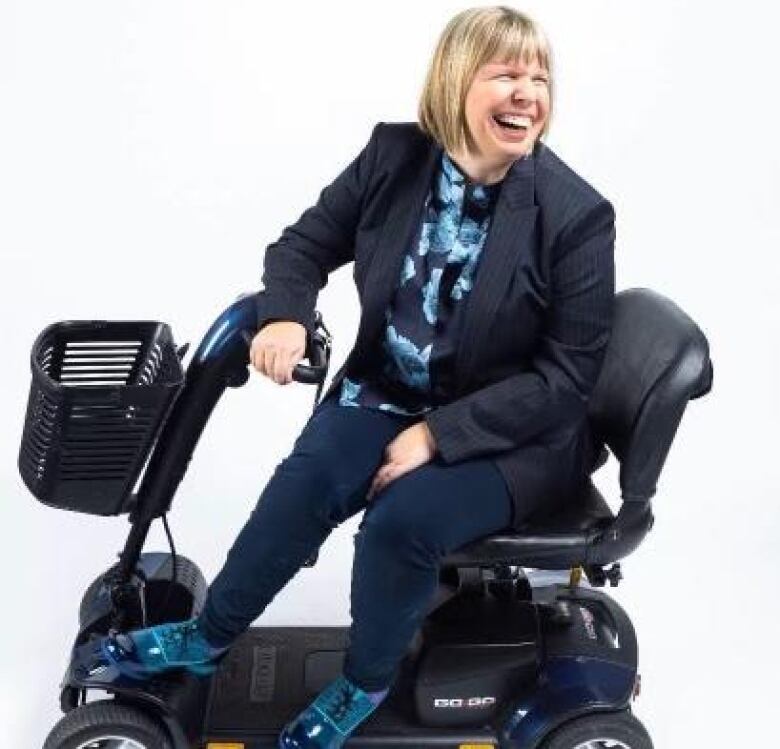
{"left": 366, "top": 422, "right": 438, "bottom": 501}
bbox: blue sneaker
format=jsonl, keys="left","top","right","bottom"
{"left": 96, "top": 617, "right": 230, "bottom": 680}
{"left": 278, "top": 674, "right": 387, "bottom": 748}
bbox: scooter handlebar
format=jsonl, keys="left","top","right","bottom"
{"left": 240, "top": 327, "right": 329, "bottom": 385}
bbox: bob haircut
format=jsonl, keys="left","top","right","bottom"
{"left": 417, "top": 6, "right": 554, "bottom": 156}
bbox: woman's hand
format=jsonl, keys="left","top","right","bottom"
{"left": 367, "top": 422, "right": 438, "bottom": 501}
{"left": 249, "top": 320, "right": 307, "bottom": 385}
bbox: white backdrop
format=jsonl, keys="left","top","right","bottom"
{"left": 2, "top": 1, "right": 778, "bottom": 746}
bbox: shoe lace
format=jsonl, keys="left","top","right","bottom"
{"left": 158, "top": 620, "right": 200, "bottom": 660}
{"left": 325, "top": 681, "right": 357, "bottom": 722}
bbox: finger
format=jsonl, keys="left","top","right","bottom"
{"left": 248, "top": 343, "right": 256, "bottom": 372}
{"left": 261, "top": 348, "right": 274, "bottom": 380}
{"left": 366, "top": 471, "right": 384, "bottom": 502}
{"left": 368, "top": 464, "right": 397, "bottom": 500}
{"left": 285, "top": 353, "right": 299, "bottom": 385}
{"left": 256, "top": 346, "right": 265, "bottom": 375}
{"left": 382, "top": 462, "right": 411, "bottom": 490}
{"left": 273, "top": 351, "right": 289, "bottom": 385}
{"left": 282, "top": 351, "right": 300, "bottom": 385}
{"left": 367, "top": 479, "right": 384, "bottom": 502}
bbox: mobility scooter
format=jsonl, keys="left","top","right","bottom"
{"left": 20, "top": 287, "right": 712, "bottom": 748}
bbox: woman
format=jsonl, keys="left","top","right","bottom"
{"left": 95, "top": 6, "right": 615, "bottom": 748}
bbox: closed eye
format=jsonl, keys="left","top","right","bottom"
{"left": 496, "top": 73, "right": 549, "bottom": 83}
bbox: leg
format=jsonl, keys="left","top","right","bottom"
{"left": 343, "top": 457, "right": 513, "bottom": 691}
{"left": 91, "top": 397, "right": 416, "bottom": 682}
{"left": 197, "top": 397, "right": 416, "bottom": 647}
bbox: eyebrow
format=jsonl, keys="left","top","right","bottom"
{"left": 489, "top": 62, "right": 549, "bottom": 75}
{"left": 488, "top": 62, "right": 549, "bottom": 73}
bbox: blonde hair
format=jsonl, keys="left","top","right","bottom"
{"left": 417, "top": 6, "right": 554, "bottom": 155}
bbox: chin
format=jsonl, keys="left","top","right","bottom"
{"left": 494, "top": 142, "right": 531, "bottom": 159}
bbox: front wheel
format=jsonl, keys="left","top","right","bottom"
{"left": 539, "top": 710, "right": 653, "bottom": 749}
{"left": 43, "top": 700, "right": 172, "bottom": 749}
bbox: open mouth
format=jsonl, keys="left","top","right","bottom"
{"left": 492, "top": 114, "right": 532, "bottom": 133}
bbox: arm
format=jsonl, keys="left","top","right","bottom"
{"left": 255, "top": 122, "right": 384, "bottom": 333}
{"left": 424, "top": 199, "right": 616, "bottom": 463}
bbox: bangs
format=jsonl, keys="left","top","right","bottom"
{"left": 481, "top": 17, "right": 552, "bottom": 72}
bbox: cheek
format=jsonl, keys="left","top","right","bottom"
{"left": 535, "top": 101, "right": 550, "bottom": 132}
{"left": 468, "top": 86, "right": 503, "bottom": 120}
{"left": 470, "top": 108, "right": 494, "bottom": 134}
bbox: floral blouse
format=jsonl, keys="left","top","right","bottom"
{"left": 339, "top": 150, "right": 505, "bottom": 415}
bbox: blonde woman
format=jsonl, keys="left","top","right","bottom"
{"left": 94, "top": 6, "right": 615, "bottom": 747}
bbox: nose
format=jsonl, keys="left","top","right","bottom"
{"left": 511, "top": 75, "right": 537, "bottom": 103}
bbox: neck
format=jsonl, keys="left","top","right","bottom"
{"left": 447, "top": 146, "right": 532, "bottom": 186}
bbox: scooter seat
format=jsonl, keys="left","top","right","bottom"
{"left": 441, "top": 288, "right": 712, "bottom": 573}
{"left": 440, "top": 478, "right": 613, "bottom": 570}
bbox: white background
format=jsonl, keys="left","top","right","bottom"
{"left": 2, "top": 1, "right": 778, "bottom": 746}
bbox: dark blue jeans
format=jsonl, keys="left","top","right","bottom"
{"left": 196, "top": 394, "right": 513, "bottom": 692}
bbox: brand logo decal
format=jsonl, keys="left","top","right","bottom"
{"left": 434, "top": 696, "right": 496, "bottom": 708}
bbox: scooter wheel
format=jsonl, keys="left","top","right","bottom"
{"left": 43, "top": 699, "right": 171, "bottom": 749}
{"left": 538, "top": 710, "right": 652, "bottom": 749}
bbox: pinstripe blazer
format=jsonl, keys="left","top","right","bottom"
{"left": 255, "top": 122, "right": 615, "bottom": 530}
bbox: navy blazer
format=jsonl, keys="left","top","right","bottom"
{"left": 255, "top": 122, "right": 615, "bottom": 530}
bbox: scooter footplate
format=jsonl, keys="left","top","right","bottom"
{"left": 203, "top": 626, "right": 501, "bottom": 748}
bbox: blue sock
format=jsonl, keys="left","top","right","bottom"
{"left": 365, "top": 686, "right": 390, "bottom": 706}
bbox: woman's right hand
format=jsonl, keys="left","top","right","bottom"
{"left": 249, "top": 320, "right": 307, "bottom": 385}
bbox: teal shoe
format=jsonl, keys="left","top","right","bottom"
{"left": 98, "top": 617, "right": 230, "bottom": 680}
{"left": 278, "top": 674, "right": 387, "bottom": 748}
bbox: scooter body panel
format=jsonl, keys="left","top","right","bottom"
{"left": 499, "top": 583, "right": 637, "bottom": 748}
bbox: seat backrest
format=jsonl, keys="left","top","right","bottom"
{"left": 588, "top": 288, "right": 712, "bottom": 503}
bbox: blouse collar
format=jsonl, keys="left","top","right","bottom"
{"left": 436, "top": 151, "right": 506, "bottom": 218}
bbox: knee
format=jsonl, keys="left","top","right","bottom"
{"left": 356, "top": 487, "right": 444, "bottom": 561}
{"left": 259, "top": 450, "right": 366, "bottom": 529}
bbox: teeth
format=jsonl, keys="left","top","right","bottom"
{"left": 495, "top": 114, "right": 532, "bottom": 128}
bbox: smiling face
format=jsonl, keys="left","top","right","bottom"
{"left": 455, "top": 56, "right": 550, "bottom": 183}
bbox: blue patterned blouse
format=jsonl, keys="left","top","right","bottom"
{"left": 339, "top": 150, "right": 505, "bottom": 415}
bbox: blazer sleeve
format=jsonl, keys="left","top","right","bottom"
{"left": 255, "top": 122, "right": 383, "bottom": 333}
{"left": 424, "top": 199, "right": 616, "bottom": 463}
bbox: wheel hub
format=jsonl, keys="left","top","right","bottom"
{"left": 75, "top": 737, "right": 147, "bottom": 749}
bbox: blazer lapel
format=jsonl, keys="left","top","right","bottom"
{"left": 454, "top": 150, "right": 538, "bottom": 394}
{"left": 356, "top": 138, "right": 442, "bottom": 349}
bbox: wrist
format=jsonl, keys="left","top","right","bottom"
{"left": 420, "top": 421, "right": 437, "bottom": 454}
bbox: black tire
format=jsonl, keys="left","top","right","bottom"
{"left": 539, "top": 710, "right": 653, "bottom": 749}
{"left": 43, "top": 700, "right": 171, "bottom": 749}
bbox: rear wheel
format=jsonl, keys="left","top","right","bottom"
{"left": 43, "top": 700, "right": 171, "bottom": 749}
{"left": 539, "top": 711, "right": 653, "bottom": 749}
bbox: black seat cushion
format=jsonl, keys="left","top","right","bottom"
{"left": 441, "top": 479, "right": 614, "bottom": 570}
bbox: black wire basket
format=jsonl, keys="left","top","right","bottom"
{"left": 19, "top": 320, "right": 185, "bottom": 516}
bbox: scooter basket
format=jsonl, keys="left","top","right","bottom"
{"left": 19, "top": 320, "right": 184, "bottom": 516}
